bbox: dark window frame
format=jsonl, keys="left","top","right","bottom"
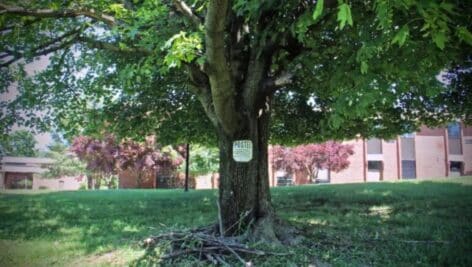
{"left": 368, "top": 160, "right": 383, "bottom": 171}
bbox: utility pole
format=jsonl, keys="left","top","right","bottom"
{"left": 185, "top": 143, "right": 190, "bottom": 192}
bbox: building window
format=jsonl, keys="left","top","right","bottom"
{"left": 276, "top": 175, "right": 293, "bottom": 186}
{"left": 315, "top": 169, "right": 330, "bottom": 184}
{"left": 448, "top": 122, "right": 462, "bottom": 155}
{"left": 367, "top": 138, "right": 382, "bottom": 154}
{"left": 449, "top": 161, "right": 463, "bottom": 177}
{"left": 447, "top": 123, "right": 461, "bottom": 139}
{"left": 5, "top": 173, "right": 33, "bottom": 189}
{"left": 402, "top": 133, "right": 415, "bottom": 138}
{"left": 367, "top": 161, "right": 382, "bottom": 181}
{"left": 368, "top": 161, "right": 382, "bottom": 171}
{"left": 401, "top": 160, "right": 416, "bottom": 179}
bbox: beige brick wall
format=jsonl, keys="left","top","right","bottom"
{"left": 415, "top": 136, "right": 446, "bottom": 179}
{"left": 331, "top": 139, "right": 365, "bottom": 184}
{"left": 463, "top": 136, "right": 472, "bottom": 175}
{"left": 382, "top": 140, "right": 399, "bottom": 181}
{"left": 195, "top": 174, "right": 219, "bottom": 189}
{"left": 33, "top": 175, "right": 84, "bottom": 190}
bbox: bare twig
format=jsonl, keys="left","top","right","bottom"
{"left": 216, "top": 200, "right": 224, "bottom": 236}
{"left": 143, "top": 228, "right": 291, "bottom": 265}
{"left": 204, "top": 253, "right": 218, "bottom": 265}
{"left": 217, "top": 238, "right": 247, "bottom": 265}
{"left": 214, "top": 254, "right": 230, "bottom": 266}
{"left": 224, "top": 209, "right": 252, "bottom": 236}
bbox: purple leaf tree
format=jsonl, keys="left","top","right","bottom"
{"left": 118, "top": 139, "right": 183, "bottom": 187}
{"left": 72, "top": 135, "right": 184, "bottom": 188}
{"left": 270, "top": 142, "right": 354, "bottom": 183}
{"left": 70, "top": 135, "right": 119, "bottom": 189}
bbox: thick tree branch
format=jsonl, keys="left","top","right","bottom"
{"left": 0, "top": 3, "right": 116, "bottom": 26}
{"left": 185, "top": 63, "right": 218, "bottom": 126}
{"left": 205, "top": 0, "right": 239, "bottom": 134}
{"left": 1, "top": 31, "right": 151, "bottom": 68}
{"left": 172, "top": 0, "right": 203, "bottom": 28}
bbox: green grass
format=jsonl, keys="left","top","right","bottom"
{"left": 1, "top": 177, "right": 471, "bottom": 266}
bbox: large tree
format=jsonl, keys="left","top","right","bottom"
{"left": 70, "top": 135, "right": 120, "bottom": 188}
{"left": 1, "top": 0, "right": 471, "bottom": 241}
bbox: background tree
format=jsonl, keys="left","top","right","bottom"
{"left": 118, "top": 139, "right": 183, "bottom": 187}
{"left": 183, "top": 144, "right": 219, "bottom": 176}
{"left": 70, "top": 135, "right": 119, "bottom": 189}
{"left": 1, "top": 0, "right": 471, "bottom": 241}
{"left": 271, "top": 142, "right": 354, "bottom": 183}
{"left": 42, "top": 139, "right": 86, "bottom": 179}
{"left": 0, "top": 130, "right": 38, "bottom": 157}
{"left": 271, "top": 145, "right": 298, "bottom": 176}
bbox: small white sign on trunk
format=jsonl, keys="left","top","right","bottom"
{"left": 232, "top": 140, "right": 253, "bottom": 162}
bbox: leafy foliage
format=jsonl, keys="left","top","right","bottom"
{"left": 271, "top": 142, "right": 354, "bottom": 181}
{"left": 337, "top": 3, "right": 353, "bottom": 30}
{"left": 185, "top": 145, "right": 219, "bottom": 176}
{"left": 118, "top": 138, "right": 183, "bottom": 185}
{"left": 71, "top": 135, "right": 184, "bottom": 186}
{"left": 70, "top": 135, "right": 119, "bottom": 176}
{"left": 41, "top": 140, "right": 86, "bottom": 178}
{"left": 163, "top": 31, "right": 203, "bottom": 69}
{"left": 0, "top": 130, "right": 38, "bottom": 157}
{"left": 0, "top": 0, "right": 470, "bottom": 145}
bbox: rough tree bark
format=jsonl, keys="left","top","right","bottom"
{"left": 182, "top": 0, "right": 298, "bottom": 242}
{"left": 213, "top": 92, "right": 297, "bottom": 244}
{"left": 217, "top": 108, "right": 274, "bottom": 236}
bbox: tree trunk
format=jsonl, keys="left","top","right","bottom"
{"left": 87, "top": 175, "right": 93, "bottom": 190}
{"left": 217, "top": 110, "right": 279, "bottom": 240}
{"left": 199, "top": 0, "right": 297, "bottom": 242}
{"left": 136, "top": 171, "right": 142, "bottom": 188}
{"left": 94, "top": 174, "right": 101, "bottom": 189}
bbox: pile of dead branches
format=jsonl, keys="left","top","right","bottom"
{"left": 141, "top": 229, "right": 290, "bottom": 266}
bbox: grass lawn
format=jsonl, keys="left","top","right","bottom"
{"left": 1, "top": 177, "right": 471, "bottom": 266}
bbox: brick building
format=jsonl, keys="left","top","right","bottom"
{"left": 0, "top": 156, "right": 83, "bottom": 190}
{"left": 269, "top": 123, "right": 472, "bottom": 185}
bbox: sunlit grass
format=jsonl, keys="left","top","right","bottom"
{"left": 1, "top": 177, "right": 471, "bottom": 266}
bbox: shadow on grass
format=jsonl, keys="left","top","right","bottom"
{"left": 0, "top": 178, "right": 471, "bottom": 266}
{"left": 273, "top": 179, "right": 472, "bottom": 266}
{"left": 0, "top": 189, "right": 217, "bottom": 254}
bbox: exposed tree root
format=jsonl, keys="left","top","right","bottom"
{"left": 250, "top": 215, "right": 304, "bottom": 245}
{"left": 141, "top": 217, "right": 303, "bottom": 265}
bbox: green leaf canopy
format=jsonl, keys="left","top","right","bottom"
{"left": 0, "top": 0, "right": 471, "bottom": 144}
